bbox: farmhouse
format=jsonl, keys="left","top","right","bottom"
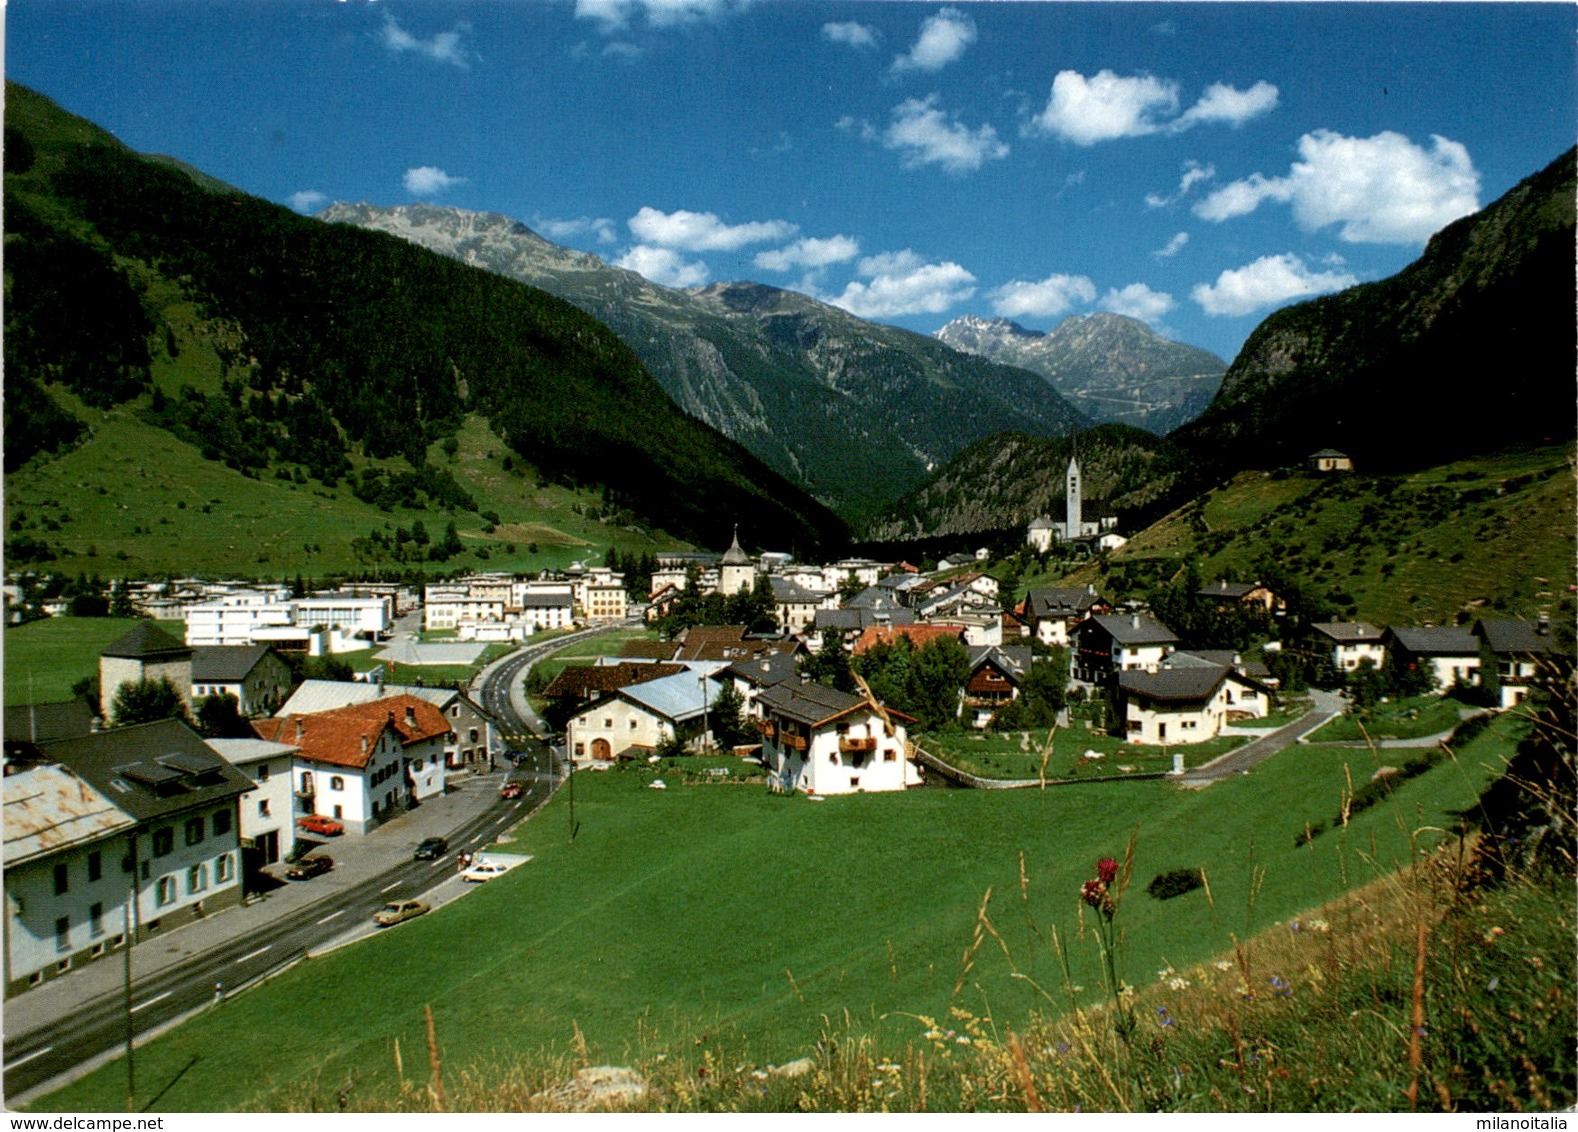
{"left": 1384, "top": 626, "right": 1482, "bottom": 693}
{"left": 566, "top": 662, "right": 727, "bottom": 762}
{"left": 1309, "top": 448, "right": 1354, "bottom": 472}
{"left": 756, "top": 682, "right": 919, "bottom": 795}
{"left": 1473, "top": 617, "right": 1558, "bottom": 708}
{"left": 961, "top": 645, "right": 1033, "bottom": 728}
{"left": 1116, "top": 665, "right": 1271, "bottom": 745}
{"left": 190, "top": 644, "right": 293, "bottom": 717}
{"left": 1072, "top": 613, "right": 1180, "bottom": 684}
{"left": 1195, "top": 579, "right": 1283, "bottom": 614}
{"left": 1022, "top": 585, "right": 1110, "bottom": 647}
{"left": 1310, "top": 622, "right": 1387, "bottom": 673}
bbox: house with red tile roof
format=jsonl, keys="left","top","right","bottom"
{"left": 850, "top": 623, "right": 968, "bottom": 656}
{"left": 253, "top": 694, "right": 451, "bottom": 836}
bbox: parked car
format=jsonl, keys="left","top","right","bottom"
{"left": 461, "top": 860, "right": 508, "bottom": 883}
{"left": 285, "top": 855, "right": 334, "bottom": 881}
{"left": 499, "top": 782, "right": 524, "bottom": 799}
{"left": 413, "top": 836, "right": 448, "bottom": 861}
{"left": 373, "top": 899, "right": 431, "bottom": 927}
{"left": 297, "top": 814, "right": 345, "bottom": 837}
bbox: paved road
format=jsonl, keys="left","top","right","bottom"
{"left": 1175, "top": 689, "right": 1345, "bottom": 788}
{"left": 3, "top": 623, "right": 632, "bottom": 1105}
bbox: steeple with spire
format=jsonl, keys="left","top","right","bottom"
{"left": 718, "top": 525, "right": 757, "bottom": 596}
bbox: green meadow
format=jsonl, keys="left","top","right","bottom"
{"left": 4, "top": 617, "right": 186, "bottom": 707}
{"left": 26, "top": 709, "right": 1525, "bottom": 1112}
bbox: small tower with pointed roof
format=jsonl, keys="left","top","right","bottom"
{"left": 1064, "top": 431, "right": 1083, "bottom": 541}
{"left": 98, "top": 621, "right": 195, "bottom": 722}
{"left": 718, "top": 527, "right": 757, "bottom": 596}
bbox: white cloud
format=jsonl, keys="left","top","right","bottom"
{"left": 628, "top": 206, "right": 797, "bottom": 251}
{"left": 988, "top": 273, "right": 1097, "bottom": 320}
{"left": 603, "top": 41, "right": 644, "bottom": 60}
{"left": 823, "top": 21, "right": 879, "bottom": 49}
{"left": 754, "top": 235, "right": 861, "bottom": 272}
{"left": 1175, "top": 81, "right": 1280, "bottom": 129}
{"left": 1147, "top": 160, "right": 1216, "bottom": 207}
{"left": 1154, "top": 231, "right": 1190, "bottom": 258}
{"left": 289, "top": 190, "right": 328, "bottom": 214}
{"left": 575, "top": 0, "right": 734, "bottom": 31}
{"left": 1191, "top": 253, "right": 1358, "bottom": 317}
{"left": 884, "top": 95, "right": 1009, "bottom": 174}
{"left": 1033, "top": 70, "right": 1179, "bottom": 145}
{"left": 380, "top": 12, "right": 473, "bottom": 69}
{"left": 1194, "top": 130, "right": 1480, "bottom": 244}
{"left": 614, "top": 245, "right": 710, "bottom": 288}
{"left": 402, "top": 166, "right": 466, "bottom": 196}
{"left": 1101, "top": 283, "right": 1176, "bottom": 324}
{"left": 829, "top": 250, "right": 977, "bottom": 318}
{"left": 534, "top": 215, "right": 618, "bottom": 244}
{"left": 892, "top": 7, "right": 976, "bottom": 73}
{"left": 1033, "top": 71, "right": 1277, "bottom": 144}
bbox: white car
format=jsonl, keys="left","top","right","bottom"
{"left": 461, "top": 860, "right": 509, "bottom": 883}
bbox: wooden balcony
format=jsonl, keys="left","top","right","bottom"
{"left": 838, "top": 736, "right": 877, "bottom": 754}
{"left": 781, "top": 733, "right": 808, "bottom": 751}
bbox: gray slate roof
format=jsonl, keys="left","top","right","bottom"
{"left": 1118, "top": 666, "right": 1231, "bottom": 703}
{"left": 5, "top": 700, "right": 96, "bottom": 745}
{"left": 756, "top": 681, "right": 868, "bottom": 727}
{"left": 1387, "top": 626, "right": 1479, "bottom": 657}
{"left": 102, "top": 621, "right": 192, "bottom": 661}
{"left": 1311, "top": 621, "right": 1384, "bottom": 644}
{"left": 43, "top": 718, "right": 253, "bottom": 823}
{"left": 1081, "top": 612, "right": 1179, "bottom": 646}
{"left": 722, "top": 652, "right": 801, "bottom": 688}
{"left": 1025, "top": 587, "right": 1105, "bottom": 618}
{"left": 191, "top": 644, "right": 278, "bottom": 683}
{"left": 1473, "top": 619, "right": 1556, "bottom": 656}
{"left": 967, "top": 645, "right": 1033, "bottom": 681}
{"left": 769, "top": 576, "right": 829, "bottom": 604}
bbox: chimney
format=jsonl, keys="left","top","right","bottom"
{"left": 295, "top": 718, "right": 304, "bottom": 743}
{"left": 1537, "top": 613, "right": 1550, "bottom": 636}
{"left": 1132, "top": 614, "right": 1140, "bottom": 629}
{"left": 360, "top": 734, "right": 368, "bottom": 754}
{"left": 405, "top": 705, "right": 417, "bottom": 727}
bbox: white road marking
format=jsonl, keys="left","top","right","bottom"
{"left": 380, "top": 880, "right": 403, "bottom": 893}
{"left": 469, "top": 834, "right": 485, "bottom": 845}
{"left": 131, "top": 991, "right": 171, "bottom": 1013}
{"left": 317, "top": 909, "right": 345, "bottom": 924}
{"left": 235, "top": 945, "right": 272, "bottom": 965}
{"left": 7, "top": 1045, "right": 53, "bottom": 1068}
{"left": 429, "top": 857, "right": 449, "bottom": 868}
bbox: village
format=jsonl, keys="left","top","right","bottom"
{"left": 2, "top": 445, "right": 1561, "bottom": 1007}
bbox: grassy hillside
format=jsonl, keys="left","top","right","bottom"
{"left": 27, "top": 711, "right": 1526, "bottom": 1112}
{"left": 4, "top": 399, "right": 686, "bottom": 579}
{"left": 1041, "top": 445, "right": 1574, "bottom": 628}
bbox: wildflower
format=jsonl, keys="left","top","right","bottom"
{"left": 1096, "top": 857, "right": 1119, "bottom": 886}
{"left": 955, "top": 1035, "right": 972, "bottom": 1046}
{"left": 1157, "top": 965, "right": 1176, "bottom": 979}
{"left": 1213, "top": 960, "right": 1233, "bottom": 971}
{"left": 1268, "top": 975, "right": 1293, "bottom": 998}
{"left": 1306, "top": 918, "right": 1330, "bottom": 933}
{"left": 1080, "top": 878, "right": 1115, "bottom": 919}
{"left": 1156, "top": 1007, "right": 1175, "bottom": 1029}
{"left": 1118, "top": 983, "right": 1135, "bottom": 999}
{"left": 1167, "top": 976, "right": 1191, "bottom": 991}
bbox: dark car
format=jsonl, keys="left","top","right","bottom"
{"left": 285, "top": 855, "right": 334, "bottom": 881}
{"left": 414, "top": 836, "right": 448, "bottom": 861}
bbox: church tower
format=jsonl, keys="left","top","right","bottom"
{"left": 718, "top": 526, "right": 757, "bottom": 596}
{"left": 1064, "top": 433, "right": 1083, "bottom": 540}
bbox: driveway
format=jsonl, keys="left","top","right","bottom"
{"left": 1175, "top": 689, "right": 1345, "bottom": 788}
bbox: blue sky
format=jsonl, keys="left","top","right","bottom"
{"left": 7, "top": 1, "right": 1574, "bottom": 361}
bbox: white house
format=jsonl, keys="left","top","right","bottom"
{"left": 277, "top": 680, "right": 498, "bottom": 774}
{"left": 204, "top": 737, "right": 299, "bottom": 871}
{"left": 756, "top": 682, "right": 919, "bottom": 795}
{"left": 1072, "top": 613, "right": 1180, "bottom": 684}
{"left": 190, "top": 644, "right": 293, "bottom": 717}
{"left": 1310, "top": 622, "right": 1387, "bottom": 674}
{"left": 566, "top": 662, "right": 727, "bottom": 763}
{"left": 1023, "top": 586, "right": 1110, "bottom": 648}
{"left": 1384, "top": 626, "right": 1482, "bottom": 692}
{"left": 1117, "top": 665, "right": 1271, "bottom": 745}
{"left": 1473, "top": 618, "right": 1558, "bottom": 708}
{"left": 253, "top": 695, "right": 451, "bottom": 835}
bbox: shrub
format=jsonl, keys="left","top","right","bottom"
{"left": 1146, "top": 867, "right": 1204, "bottom": 901}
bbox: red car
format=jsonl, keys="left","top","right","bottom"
{"left": 297, "top": 814, "right": 345, "bottom": 837}
{"left": 499, "top": 782, "right": 524, "bottom": 800}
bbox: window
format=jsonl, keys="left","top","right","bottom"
{"left": 213, "top": 808, "right": 232, "bottom": 836}
{"left": 152, "top": 827, "right": 174, "bottom": 857}
{"left": 187, "top": 864, "right": 208, "bottom": 894}
{"left": 333, "top": 805, "right": 343, "bottom": 819}
{"left": 88, "top": 851, "right": 103, "bottom": 882}
{"left": 156, "top": 876, "right": 177, "bottom": 906}
{"left": 413, "top": 759, "right": 423, "bottom": 772}
{"left": 258, "top": 798, "right": 271, "bottom": 817}
{"left": 330, "top": 776, "right": 345, "bottom": 792}
{"left": 629, "top": 719, "right": 638, "bottom": 730}
{"left": 216, "top": 854, "right": 233, "bottom": 883}
{"left": 89, "top": 903, "right": 104, "bottom": 938}
{"left": 185, "top": 817, "right": 205, "bottom": 846}
{"left": 849, "top": 777, "right": 860, "bottom": 789}
{"left": 884, "top": 749, "right": 896, "bottom": 762}
{"left": 300, "top": 772, "right": 314, "bottom": 793}
{"left": 55, "top": 917, "right": 71, "bottom": 953}
{"left": 257, "top": 762, "right": 270, "bottom": 782}
{"left": 53, "top": 862, "right": 69, "bottom": 895}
